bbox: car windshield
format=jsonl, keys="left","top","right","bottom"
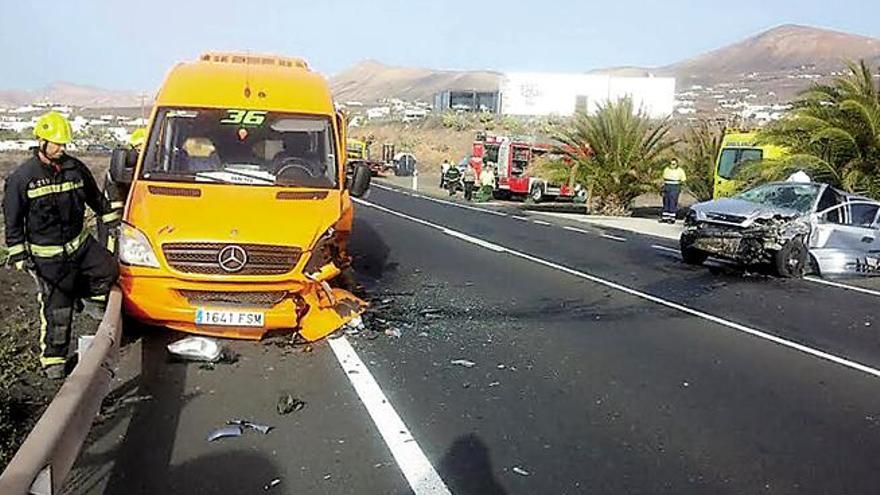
{"left": 735, "top": 183, "right": 821, "bottom": 214}
{"left": 141, "top": 107, "right": 338, "bottom": 188}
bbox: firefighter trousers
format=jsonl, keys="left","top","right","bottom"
{"left": 30, "top": 236, "right": 119, "bottom": 367}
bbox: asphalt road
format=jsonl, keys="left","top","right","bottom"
{"left": 69, "top": 183, "right": 880, "bottom": 494}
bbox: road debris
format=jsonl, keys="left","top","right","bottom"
{"left": 488, "top": 381, "right": 500, "bottom": 387}
{"left": 168, "top": 336, "right": 223, "bottom": 363}
{"left": 228, "top": 419, "right": 274, "bottom": 435}
{"left": 512, "top": 466, "right": 531, "bottom": 476}
{"left": 420, "top": 308, "right": 442, "bottom": 318}
{"left": 99, "top": 394, "right": 153, "bottom": 419}
{"left": 277, "top": 393, "right": 307, "bottom": 415}
{"left": 451, "top": 359, "right": 476, "bottom": 368}
{"left": 385, "top": 328, "right": 402, "bottom": 338}
{"left": 207, "top": 425, "right": 243, "bottom": 442}
{"left": 264, "top": 478, "right": 281, "bottom": 491}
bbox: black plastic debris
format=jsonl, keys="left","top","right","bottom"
{"left": 277, "top": 393, "right": 307, "bottom": 415}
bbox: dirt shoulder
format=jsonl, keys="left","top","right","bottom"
{"left": 0, "top": 151, "right": 109, "bottom": 470}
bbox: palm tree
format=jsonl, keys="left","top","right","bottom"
{"left": 755, "top": 60, "right": 880, "bottom": 197}
{"left": 549, "top": 97, "right": 675, "bottom": 215}
{"left": 673, "top": 120, "right": 726, "bottom": 202}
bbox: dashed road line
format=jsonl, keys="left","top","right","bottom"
{"left": 374, "top": 182, "right": 508, "bottom": 217}
{"left": 374, "top": 183, "right": 880, "bottom": 301}
{"left": 329, "top": 336, "right": 451, "bottom": 495}
{"left": 563, "top": 226, "right": 590, "bottom": 234}
{"left": 651, "top": 244, "right": 681, "bottom": 254}
{"left": 601, "top": 233, "right": 627, "bottom": 242}
{"left": 356, "top": 197, "right": 880, "bottom": 380}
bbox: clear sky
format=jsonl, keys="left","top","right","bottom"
{"left": 2, "top": 0, "right": 878, "bottom": 91}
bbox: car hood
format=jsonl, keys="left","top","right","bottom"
{"left": 126, "top": 182, "right": 341, "bottom": 250}
{"left": 692, "top": 198, "right": 804, "bottom": 220}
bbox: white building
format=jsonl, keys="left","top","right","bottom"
{"left": 366, "top": 106, "right": 391, "bottom": 120}
{"left": 499, "top": 73, "right": 676, "bottom": 118}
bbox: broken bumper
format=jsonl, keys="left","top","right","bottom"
{"left": 120, "top": 271, "right": 367, "bottom": 341}
{"left": 681, "top": 225, "right": 774, "bottom": 264}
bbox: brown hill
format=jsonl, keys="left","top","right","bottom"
{"left": 330, "top": 60, "right": 501, "bottom": 103}
{"left": 0, "top": 82, "right": 146, "bottom": 108}
{"left": 336, "top": 25, "right": 880, "bottom": 103}
{"left": 665, "top": 24, "right": 880, "bottom": 84}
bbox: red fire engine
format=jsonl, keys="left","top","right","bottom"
{"left": 470, "top": 133, "right": 577, "bottom": 203}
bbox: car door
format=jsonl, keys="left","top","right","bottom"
{"left": 810, "top": 200, "right": 880, "bottom": 274}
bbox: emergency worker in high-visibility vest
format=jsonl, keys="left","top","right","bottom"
{"left": 2, "top": 112, "right": 120, "bottom": 379}
{"left": 661, "top": 159, "right": 687, "bottom": 224}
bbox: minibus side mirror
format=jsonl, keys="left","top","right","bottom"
{"left": 348, "top": 163, "right": 371, "bottom": 198}
{"left": 110, "top": 148, "right": 135, "bottom": 185}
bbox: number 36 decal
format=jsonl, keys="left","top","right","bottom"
{"left": 220, "top": 109, "right": 267, "bottom": 126}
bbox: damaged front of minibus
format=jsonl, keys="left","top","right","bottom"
{"left": 114, "top": 53, "right": 371, "bottom": 341}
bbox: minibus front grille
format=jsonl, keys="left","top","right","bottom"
{"left": 179, "top": 289, "right": 288, "bottom": 308}
{"left": 162, "top": 243, "right": 302, "bottom": 275}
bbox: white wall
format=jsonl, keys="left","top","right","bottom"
{"left": 500, "top": 73, "right": 675, "bottom": 118}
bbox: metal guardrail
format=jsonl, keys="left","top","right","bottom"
{"left": 0, "top": 287, "right": 123, "bottom": 495}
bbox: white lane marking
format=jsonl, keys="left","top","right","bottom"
{"left": 421, "top": 194, "right": 509, "bottom": 217}
{"left": 647, "top": 245, "right": 880, "bottom": 299}
{"left": 805, "top": 276, "right": 880, "bottom": 298}
{"left": 329, "top": 336, "right": 451, "bottom": 495}
{"left": 651, "top": 244, "right": 681, "bottom": 254}
{"left": 376, "top": 183, "right": 880, "bottom": 302}
{"left": 374, "top": 182, "right": 508, "bottom": 217}
{"left": 563, "top": 226, "right": 590, "bottom": 234}
{"left": 355, "top": 198, "right": 880, "bottom": 379}
{"left": 512, "top": 215, "right": 529, "bottom": 221}
{"left": 443, "top": 228, "right": 506, "bottom": 252}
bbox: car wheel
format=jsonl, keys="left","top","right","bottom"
{"left": 774, "top": 238, "right": 808, "bottom": 278}
{"left": 680, "top": 245, "right": 708, "bottom": 266}
{"left": 530, "top": 184, "right": 544, "bottom": 203}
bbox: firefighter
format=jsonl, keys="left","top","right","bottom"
{"left": 661, "top": 158, "right": 686, "bottom": 223}
{"left": 444, "top": 164, "right": 462, "bottom": 196}
{"left": 98, "top": 127, "right": 144, "bottom": 253}
{"left": 3, "top": 111, "right": 120, "bottom": 379}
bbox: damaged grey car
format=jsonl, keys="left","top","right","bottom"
{"left": 680, "top": 182, "right": 880, "bottom": 278}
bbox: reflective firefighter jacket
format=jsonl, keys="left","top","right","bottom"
{"left": 3, "top": 151, "right": 120, "bottom": 263}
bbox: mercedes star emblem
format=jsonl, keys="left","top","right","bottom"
{"left": 218, "top": 245, "right": 248, "bottom": 273}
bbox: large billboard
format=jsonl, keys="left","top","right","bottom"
{"left": 500, "top": 73, "right": 675, "bottom": 118}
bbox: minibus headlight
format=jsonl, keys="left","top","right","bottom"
{"left": 119, "top": 223, "right": 160, "bottom": 268}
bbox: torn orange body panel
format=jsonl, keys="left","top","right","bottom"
{"left": 299, "top": 285, "right": 368, "bottom": 341}
{"left": 116, "top": 52, "right": 366, "bottom": 342}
